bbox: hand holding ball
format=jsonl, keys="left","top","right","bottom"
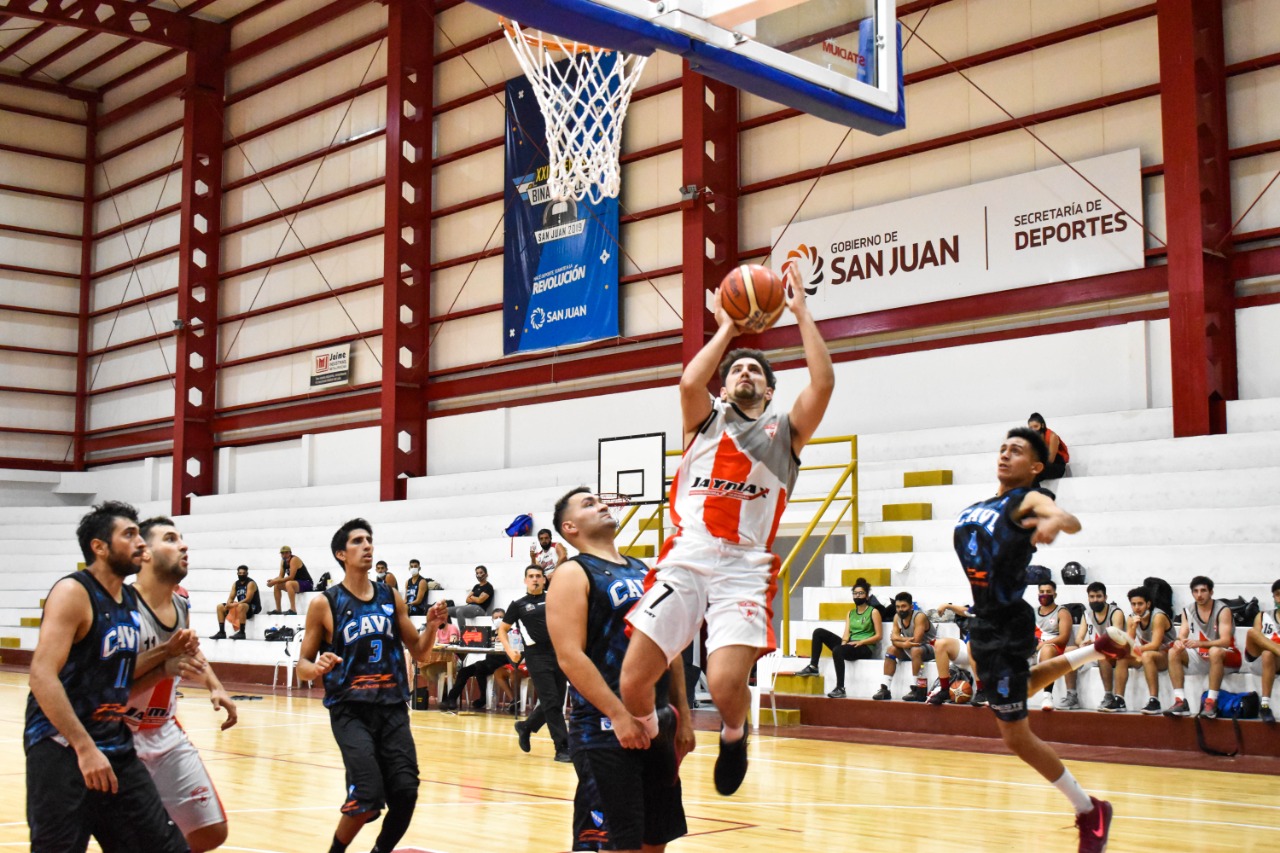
{"left": 719, "top": 264, "right": 787, "bottom": 333}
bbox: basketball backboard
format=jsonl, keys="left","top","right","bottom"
{"left": 598, "top": 432, "right": 667, "bottom": 505}
{"left": 475, "top": 0, "right": 904, "bottom": 133}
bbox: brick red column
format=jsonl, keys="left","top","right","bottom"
{"left": 379, "top": 0, "right": 433, "bottom": 501}
{"left": 681, "top": 69, "right": 739, "bottom": 378}
{"left": 1157, "top": 0, "right": 1236, "bottom": 436}
{"left": 171, "top": 23, "right": 228, "bottom": 514}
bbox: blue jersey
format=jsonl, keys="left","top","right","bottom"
{"left": 569, "top": 554, "right": 669, "bottom": 752}
{"left": 320, "top": 582, "right": 409, "bottom": 708}
{"left": 954, "top": 487, "right": 1048, "bottom": 616}
{"left": 24, "top": 572, "right": 142, "bottom": 755}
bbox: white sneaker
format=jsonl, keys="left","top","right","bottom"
{"left": 1041, "top": 693, "right": 1054, "bottom": 712}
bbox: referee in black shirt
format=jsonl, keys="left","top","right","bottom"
{"left": 502, "top": 566, "right": 570, "bottom": 762}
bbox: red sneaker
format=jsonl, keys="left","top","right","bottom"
{"left": 1075, "top": 796, "right": 1112, "bottom": 853}
{"left": 1092, "top": 626, "right": 1132, "bottom": 661}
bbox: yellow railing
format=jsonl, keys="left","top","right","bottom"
{"left": 614, "top": 435, "right": 860, "bottom": 654}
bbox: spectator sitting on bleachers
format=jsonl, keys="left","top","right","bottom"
{"left": 265, "top": 545, "right": 313, "bottom": 615}
{"left": 926, "top": 603, "right": 977, "bottom": 705}
{"left": 1243, "top": 578, "right": 1280, "bottom": 723}
{"left": 1034, "top": 580, "right": 1080, "bottom": 711}
{"left": 529, "top": 528, "right": 567, "bottom": 583}
{"left": 211, "top": 564, "right": 260, "bottom": 639}
{"left": 873, "top": 592, "right": 935, "bottom": 702}
{"left": 1115, "top": 586, "right": 1174, "bottom": 715}
{"left": 405, "top": 560, "right": 429, "bottom": 616}
{"left": 1077, "top": 582, "right": 1127, "bottom": 712}
{"left": 440, "top": 608, "right": 509, "bottom": 712}
{"left": 448, "top": 565, "right": 495, "bottom": 632}
{"left": 373, "top": 559, "right": 399, "bottom": 593}
{"left": 1164, "top": 575, "right": 1241, "bottom": 718}
{"left": 418, "top": 621, "right": 461, "bottom": 708}
{"left": 794, "top": 577, "right": 883, "bottom": 699}
{"left": 1027, "top": 412, "right": 1069, "bottom": 485}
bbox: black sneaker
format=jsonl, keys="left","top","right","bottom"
{"left": 267, "top": 609, "right": 282, "bottom": 615}
{"left": 1164, "top": 698, "right": 1191, "bottom": 717}
{"left": 650, "top": 706, "right": 681, "bottom": 785}
{"left": 1199, "top": 698, "right": 1219, "bottom": 719}
{"left": 826, "top": 686, "right": 846, "bottom": 698}
{"left": 471, "top": 697, "right": 487, "bottom": 710}
{"left": 926, "top": 687, "right": 949, "bottom": 706}
{"left": 209, "top": 629, "right": 226, "bottom": 640}
{"left": 554, "top": 751, "right": 572, "bottom": 763}
{"left": 1262, "top": 705, "right": 1275, "bottom": 724}
{"left": 903, "top": 685, "right": 927, "bottom": 702}
{"left": 872, "top": 686, "right": 891, "bottom": 701}
{"left": 971, "top": 689, "right": 990, "bottom": 708}
{"left": 284, "top": 609, "right": 297, "bottom": 616}
{"left": 1097, "top": 694, "right": 1120, "bottom": 713}
{"left": 1111, "top": 697, "right": 1127, "bottom": 713}
{"left": 515, "top": 720, "right": 531, "bottom": 753}
{"left": 713, "top": 730, "right": 749, "bottom": 796}
{"left": 794, "top": 664, "right": 820, "bottom": 676}
{"left": 439, "top": 698, "right": 458, "bottom": 712}
{"left": 230, "top": 629, "right": 246, "bottom": 640}
{"left": 1141, "top": 697, "right": 1162, "bottom": 715}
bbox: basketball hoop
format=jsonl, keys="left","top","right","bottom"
{"left": 597, "top": 492, "right": 632, "bottom": 525}
{"left": 501, "top": 18, "right": 647, "bottom": 204}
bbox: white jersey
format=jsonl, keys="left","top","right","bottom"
{"left": 668, "top": 398, "right": 798, "bottom": 549}
{"left": 530, "top": 544, "right": 559, "bottom": 574}
{"left": 1261, "top": 608, "right": 1280, "bottom": 643}
{"left": 1080, "top": 602, "right": 1120, "bottom": 643}
{"left": 124, "top": 591, "right": 189, "bottom": 732}
{"left": 1035, "top": 604, "right": 1068, "bottom": 646}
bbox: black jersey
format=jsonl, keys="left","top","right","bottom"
{"left": 405, "top": 576, "right": 423, "bottom": 603}
{"left": 504, "top": 591, "right": 551, "bottom": 654}
{"left": 234, "top": 575, "right": 262, "bottom": 615}
{"left": 282, "top": 556, "right": 312, "bottom": 583}
{"left": 24, "top": 572, "right": 142, "bottom": 755}
{"left": 954, "top": 487, "right": 1049, "bottom": 616}
{"left": 569, "top": 554, "right": 669, "bottom": 752}
{"left": 320, "top": 582, "right": 409, "bottom": 708}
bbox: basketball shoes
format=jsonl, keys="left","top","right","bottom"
{"left": 1075, "top": 796, "right": 1113, "bottom": 853}
{"left": 1092, "top": 627, "right": 1132, "bottom": 660}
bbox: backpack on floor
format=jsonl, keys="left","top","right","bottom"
{"left": 1195, "top": 690, "right": 1261, "bottom": 757}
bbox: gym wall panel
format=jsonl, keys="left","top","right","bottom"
{"left": 434, "top": 47, "right": 517, "bottom": 107}
{"left": 228, "top": 0, "right": 320, "bottom": 50}
{"left": 98, "top": 54, "right": 184, "bottom": 114}
{"left": 0, "top": 271, "right": 78, "bottom": 313}
{"left": 92, "top": 214, "right": 182, "bottom": 274}
{"left": 218, "top": 288, "right": 381, "bottom": 363}
{"left": 618, "top": 210, "right": 681, "bottom": 278}
{"left": 226, "top": 437, "right": 305, "bottom": 493}
{"left": 618, "top": 149, "right": 682, "bottom": 219}
{"left": 0, "top": 353, "right": 77, "bottom": 395}
{"left": 1224, "top": 0, "right": 1280, "bottom": 63}
{"left": 84, "top": 340, "right": 176, "bottom": 392}
{"left": 88, "top": 298, "right": 179, "bottom": 352}
{"left": 619, "top": 273, "right": 682, "bottom": 336}
{"left": 0, "top": 387, "right": 75, "bottom": 431}
{"left": 427, "top": 311, "right": 502, "bottom": 370}
{"left": 433, "top": 145, "right": 503, "bottom": 209}
{"left": 223, "top": 139, "right": 385, "bottom": 228}
{"left": 95, "top": 128, "right": 184, "bottom": 196}
{"left": 621, "top": 87, "right": 682, "bottom": 154}
{"left": 86, "top": 381, "right": 174, "bottom": 433}
{"left": 220, "top": 235, "right": 386, "bottom": 318}
{"left": 0, "top": 310, "right": 77, "bottom": 353}
{"left": 0, "top": 112, "right": 83, "bottom": 160}
{"left": 1231, "top": 152, "right": 1280, "bottom": 237}
{"left": 221, "top": 191, "right": 385, "bottom": 273}
{"left": 1227, "top": 67, "right": 1280, "bottom": 152}
{"left": 0, "top": 150, "right": 83, "bottom": 199}
{"left": 216, "top": 334, "right": 383, "bottom": 410}
{"left": 433, "top": 98, "right": 503, "bottom": 159}
{"left": 91, "top": 258, "right": 179, "bottom": 314}
{"left": 431, "top": 199, "right": 504, "bottom": 261}
{"left": 0, "top": 433, "right": 71, "bottom": 463}
{"left": 426, "top": 408, "right": 506, "bottom": 475}
{"left": 431, "top": 255, "right": 502, "bottom": 316}
{"left": 434, "top": 3, "right": 499, "bottom": 55}
{"left": 0, "top": 88, "right": 84, "bottom": 121}
{"left": 0, "top": 232, "right": 79, "bottom": 276}
{"left": 1237, "top": 303, "right": 1280, "bottom": 400}
{"left": 227, "top": 4, "right": 388, "bottom": 97}
{"left": 94, "top": 174, "right": 183, "bottom": 234}
{"left": 311, "top": 426, "right": 379, "bottom": 487}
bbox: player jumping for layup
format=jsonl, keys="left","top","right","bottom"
{"left": 956, "top": 428, "right": 1133, "bottom": 853}
{"left": 298, "top": 518, "right": 450, "bottom": 853}
{"left": 620, "top": 273, "right": 833, "bottom": 796}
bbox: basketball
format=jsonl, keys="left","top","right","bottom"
{"left": 950, "top": 680, "right": 973, "bottom": 704}
{"left": 720, "top": 264, "right": 787, "bottom": 333}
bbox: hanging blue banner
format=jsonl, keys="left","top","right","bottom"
{"left": 503, "top": 59, "right": 620, "bottom": 355}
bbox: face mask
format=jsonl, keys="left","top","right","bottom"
{"left": 1039, "top": 594, "right": 1055, "bottom": 607}
{"left": 1089, "top": 600, "right": 1107, "bottom": 613}
{"left": 852, "top": 595, "right": 867, "bottom": 603}
{"left": 410, "top": 567, "right": 419, "bottom": 575}
{"left": 377, "top": 570, "right": 387, "bottom": 578}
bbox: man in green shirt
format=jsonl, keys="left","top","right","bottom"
{"left": 795, "top": 578, "right": 884, "bottom": 697}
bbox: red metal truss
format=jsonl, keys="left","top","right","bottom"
{"left": 73, "top": 103, "right": 96, "bottom": 468}
{"left": 1, "top": 0, "right": 207, "bottom": 50}
{"left": 1157, "top": 0, "right": 1236, "bottom": 436}
{"left": 379, "top": 0, "right": 433, "bottom": 501}
{"left": 681, "top": 69, "right": 739, "bottom": 373}
{"left": 170, "top": 28, "right": 229, "bottom": 515}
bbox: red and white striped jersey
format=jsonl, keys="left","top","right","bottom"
{"left": 668, "top": 399, "right": 799, "bottom": 548}
{"left": 124, "top": 591, "right": 189, "bottom": 732}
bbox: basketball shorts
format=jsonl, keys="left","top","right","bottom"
{"left": 571, "top": 746, "right": 686, "bottom": 851}
{"left": 1185, "top": 646, "right": 1243, "bottom": 673}
{"left": 134, "top": 721, "right": 226, "bottom": 834}
{"left": 329, "top": 702, "right": 419, "bottom": 817}
{"left": 968, "top": 604, "right": 1037, "bottom": 723}
{"left": 297, "top": 578, "right": 314, "bottom": 592}
{"left": 26, "top": 738, "right": 188, "bottom": 853}
{"left": 886, "top": 643, "right": 935, "bottom": 663}
{"left": 626, "top": 531, "right": 779, "bottom": 662}
{"left": 933, "top": 637, "right": 969, "bottom": 668}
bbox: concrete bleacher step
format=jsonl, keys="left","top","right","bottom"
{"left": 620, "top": 545, "right": 655, "bottom": 558}
{"left": 758, "top": 707, "right": 801, "bottom": 726}
{"left": 862, "top": 535, "right": 912, "bottom": 553}
{"left": 838, "top": 567, "right": 891, "bottom": 586}
{"left": 881, "top": 503, "right": 931, "bottom": 521}
{"left": 772, "top": 673, "right": 826, "bottom": 696}
{"left": 903, "top": 470, "right": 951, "bottom": 488}
{"left": 0, "top": 637, "right": 20, "bottom": 648}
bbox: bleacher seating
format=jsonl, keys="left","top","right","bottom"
{"left": 0, "top": 400, "right": 1277, "bottom": 717}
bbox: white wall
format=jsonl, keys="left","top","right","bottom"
{"left": 1237, "top": 302, "right": 1280, "bottom": 399}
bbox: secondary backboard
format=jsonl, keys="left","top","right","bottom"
{"left": 598, "top": 432, "right": 667, "bottom": 505}
{"left": 475, "top": 0, "right": 904, "bottom": 133}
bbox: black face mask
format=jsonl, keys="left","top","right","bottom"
{"left": 1090, "top": 600, "right": 1107, "bottom": 613}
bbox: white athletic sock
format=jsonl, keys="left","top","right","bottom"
{"left": 1065, "top": 646, "right": 1103, "bottom": 670}
{"left": 1207, "top": 689, "right": 1219, "bottom": 701}
{"left": 1174, "top": 688, "right": 1185, "bottom": 701}
{"left": 1052, "top": 768, "right": 1094, "bottom": 815}
{"left": 1262, "top": 696, "right": 1271, "bottom": 708}
{"left": 637, "top": 711, "right": 659, "bottom": 738}
{"left": 722, "top": 723, "right": 745, "bottom": 743}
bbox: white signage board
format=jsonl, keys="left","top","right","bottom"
{"left": 771, "top": 149, "right": 1144, "bottom": 321}
{"left": 310, "top": 342, "right": 351, "bottom": 388}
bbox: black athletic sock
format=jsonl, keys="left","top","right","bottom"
{"left": 217, "top": 621, "right": 225, "bottom": 632}
{"left": 374, "top": 793, "right": 416, "bottom": 853}
{"left": 328, "top": 835, "right": 349, "bottom": 853}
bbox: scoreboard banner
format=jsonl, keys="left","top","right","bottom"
{"left": 771, "top": 149, "right": 1144, "bottom": 322}
{"left": 503, "top": 59, "right": 620, "bottom": 355}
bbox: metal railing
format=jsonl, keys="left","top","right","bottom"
{"left": 613, "top": 435, "right": 860, "bottom": 654}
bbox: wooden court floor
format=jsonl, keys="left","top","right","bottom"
{"left": 0, "top": 672, "right": 1273, "bottom": 852}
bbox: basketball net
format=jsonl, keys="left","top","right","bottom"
{"left": 501, "top": 18, "right": 647, "bottom": 204}
{"left": 597, "top": 492, "right": 632, "bottom": 526}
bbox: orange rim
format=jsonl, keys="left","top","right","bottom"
{"left": 499, "top": 17, "right": 610, "bottom": 55}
